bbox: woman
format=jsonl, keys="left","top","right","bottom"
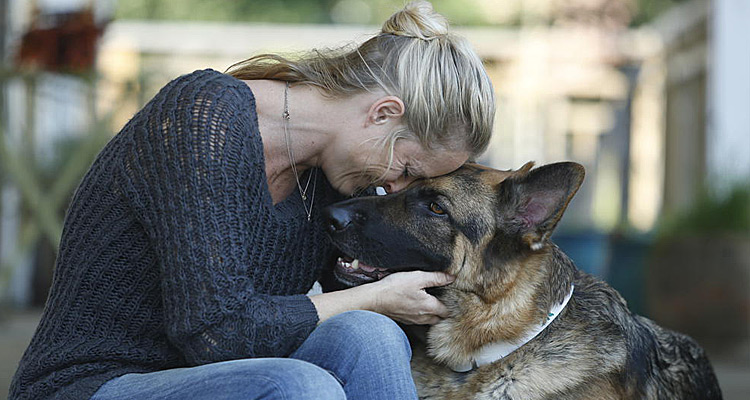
{"left": 10, "top": 2, "right": 495, "bottom": 399}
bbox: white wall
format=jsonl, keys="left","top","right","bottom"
{"left": 708, "top": 0, "right": 750, "bottom": 192}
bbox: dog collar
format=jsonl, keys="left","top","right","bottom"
{"left": 451, "top": 284, "right": 574, "bottom": 373}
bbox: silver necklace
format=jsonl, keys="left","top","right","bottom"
{"left": 283, "top": 81, "right": 317, "bottom": 221}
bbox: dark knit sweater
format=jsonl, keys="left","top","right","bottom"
{"left": 10, "top": 69, "right": 344, "bottom": 400}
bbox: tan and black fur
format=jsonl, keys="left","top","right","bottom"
{"left": 323, "top": 162, "right": 722, "bottom": 400}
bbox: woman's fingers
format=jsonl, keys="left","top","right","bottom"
{"left": 381, "top": 270, "right": 454, "bottom": 288}
{"left": 413, "top": 270, "right": 455, "bottom": 289}
{"left": 424, "top": 293, "right": 450, "bottom": 319}
{"left": 372, "top": 271, "right": 454, "bottom": 324}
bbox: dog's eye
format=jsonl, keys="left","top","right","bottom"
{"left": 429, "top": 202, "right": 446, "bottom": 215}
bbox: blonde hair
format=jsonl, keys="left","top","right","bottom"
{"left": 226, "top": 0, "right": 495, "bottom": 158}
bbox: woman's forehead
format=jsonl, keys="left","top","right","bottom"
{"left": 406, "top": 147, "right": 470, "bottom": 178}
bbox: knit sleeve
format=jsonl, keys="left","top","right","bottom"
{"left": 116, "top": 70, "right": 319, "bottom": 365}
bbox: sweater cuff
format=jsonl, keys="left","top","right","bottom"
{"left": 284, "top": 294, "right": 320, "bottom": 351}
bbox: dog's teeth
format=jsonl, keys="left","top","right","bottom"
{"left": 351, "top": 259, "right": 359, "bottom": 270}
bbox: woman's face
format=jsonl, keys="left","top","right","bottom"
{"left": 318, "top": 92, "right": 469, "bottom": 195}
{"left": 322, "top": 134, "right": 470, "bottom": 196}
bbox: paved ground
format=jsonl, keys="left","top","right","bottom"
{"left": 1, "top": 311, "right": 749, "bottom": 399}
{"left": 1, "top": 311, "right": 41, "bottom": 400}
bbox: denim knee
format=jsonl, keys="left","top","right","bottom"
{"left": 291, "top": 311, "right": 417, "bottom": 400}
{"left": 258, "top": 358, "right": 346, "bottom": 399}
{"left": 324, "top": 310, "right": 412, "bottom": 359}
{"left": 91, "top": 358, "right": 346, "bottom": 400}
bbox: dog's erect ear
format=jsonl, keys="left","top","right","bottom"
{"left": 498, "top": 162, "right": 585, "bottom": 250}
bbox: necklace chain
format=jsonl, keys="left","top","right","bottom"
{"left": 283, "top": 82, "right": 317, "bottom": 221}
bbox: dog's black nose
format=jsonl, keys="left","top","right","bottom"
{"left": 324, "top": 206, "right": 352, "bottom": 233}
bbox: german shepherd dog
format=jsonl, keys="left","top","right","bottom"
{"left": 323, "top": 162, "right": 722, "bottom": 400}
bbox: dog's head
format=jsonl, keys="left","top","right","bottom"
{"left": 323, "top": 162, "right": 584, "bottom": 289}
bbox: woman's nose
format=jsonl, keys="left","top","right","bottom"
{"left": 382, "top": 177, "right": 415, "bottom": 194}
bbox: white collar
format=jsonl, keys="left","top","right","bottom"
{"left": 451, "top": 284, "right": 574, "bottom": 373}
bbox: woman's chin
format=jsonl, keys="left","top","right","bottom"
{"left": 327, "top": 176, "right": 357, "bottom": 196}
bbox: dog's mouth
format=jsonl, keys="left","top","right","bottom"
{"left": 334, "top": 256, "right": 394, "bottom": 286}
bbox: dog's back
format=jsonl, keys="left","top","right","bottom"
{"left": 570, "top": 270, "right": 722, "bottom": 399}
{"left": 640, "top": 317, "right": 722, "bottom": 399}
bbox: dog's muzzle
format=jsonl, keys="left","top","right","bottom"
{"left": 323, "top": 204, "right": 393, "bottom": 285}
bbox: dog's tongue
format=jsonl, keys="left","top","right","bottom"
{"left": 358, "top": 262, "right": 377, "bottom": 273}
{"left": 335, "top": 257, "right": 394, "bottom": 284}
{"left": 350, "top": 258, "right": 387, "bottom": 273}
{"left": 338, "top": 257, "right": 389, "bottom": 275}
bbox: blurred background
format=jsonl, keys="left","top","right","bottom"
{"left": 0, "top": 0, "right": 748, "bottom": 398}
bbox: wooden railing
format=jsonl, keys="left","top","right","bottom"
{"left": 0, "top": 69, "right": 136, "bottom": 305}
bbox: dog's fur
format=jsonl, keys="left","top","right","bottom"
{"left": 324, "top": 162, "right": 722, "bottom": 400}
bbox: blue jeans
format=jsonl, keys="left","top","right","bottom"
{"left": 90, "top": 310, "right": 418, "bottom": 399}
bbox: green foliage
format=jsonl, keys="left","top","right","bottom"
{"left": 115, "top": 0, "right": 486, "bottom": 25}
{"left": 116, "top": 0, "right": 329, "bottom": 23}
{"left": 631, "top": 0, "right": 690, "bottom": 26}
{"left": 657, "top": 185, "right": 750, "bottom": 239}
{"left": 115, "top": 0, "right": 684, "bottom": 27}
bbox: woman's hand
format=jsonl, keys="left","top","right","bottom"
{"left": 309, "top": 271, "right": 454, "bottom": 325}
{"left": 369, "top": 271, "right": 455, "bottom": 325}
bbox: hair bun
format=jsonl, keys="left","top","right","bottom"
{"left": 381, "top": 1, "right": 449, "bottom": 41}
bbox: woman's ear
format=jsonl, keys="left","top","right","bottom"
{"left": 367, "top": 96, "right": 405, "bottom": 125}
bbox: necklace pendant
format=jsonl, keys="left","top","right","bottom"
{"left": 283, "top": 81, "right": 316, "bottom": 224}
